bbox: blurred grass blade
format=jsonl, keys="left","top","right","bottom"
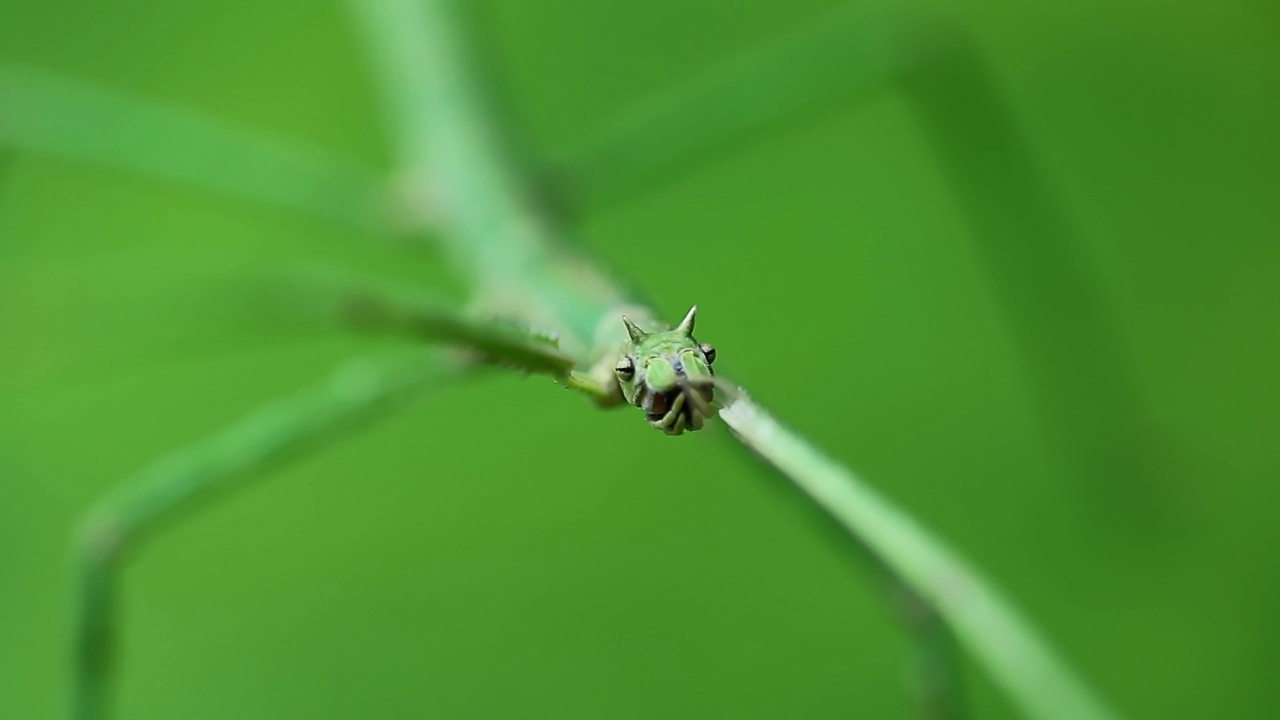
{"left": 0, "top": 65, "right": 388, "bottom": 233}
{"left": 72, "top": 351, "right": 439, "bottom": 720}
{"left": 553, "top": 0, "right": 939, "bottom": 211}
{"left": 719, "top": 393, "right": 1119, "bottom": 720}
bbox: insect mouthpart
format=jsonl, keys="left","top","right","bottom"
{"left": 637, "top": 381, "right": 715, "bottom": 436}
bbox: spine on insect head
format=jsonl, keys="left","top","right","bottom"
{"left": 623, "top": 315, "right": 647, "bottom": 344}
{"left": 675, "top": 305, "right": 697, "bottom": 335}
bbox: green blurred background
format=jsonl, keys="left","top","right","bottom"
{"left": 2, "top": 0, "right": 1277, "bottom": 718}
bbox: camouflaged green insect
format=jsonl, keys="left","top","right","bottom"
{"left": 613, "top": 306, "right": 717, "bottom": 436}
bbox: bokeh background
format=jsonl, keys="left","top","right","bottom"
{"left": 2, "top": 0, "right": 1277, "bottom": 718}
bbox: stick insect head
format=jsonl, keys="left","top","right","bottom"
{"left": 615, "top": 306, "right": 717, "bottom": 436}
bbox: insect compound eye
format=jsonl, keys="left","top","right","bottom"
{"left": 699, "top": 343, "right": 717, "bottom": 365}
{"left": 615, "top": 356, "right": 636, "bottom": 380}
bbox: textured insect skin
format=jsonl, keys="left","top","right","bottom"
{"left": 615, "top": 306, "right": 716, "bottom": 436}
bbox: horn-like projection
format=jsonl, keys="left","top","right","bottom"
{"left": 622, "top": 315, "right": 648, "bottom": 343}
{"left": 675, "top": 305, "right": 697, "bottom": 336}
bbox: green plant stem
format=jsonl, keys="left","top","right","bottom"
{"left": 0, "top": 65, "right": 388, "bottom": 234}
{"left": 70, "top": 353, "right": 436, "bottom": 720}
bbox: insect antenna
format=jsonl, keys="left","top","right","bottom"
{"left": 680, "top": 374, "right": 746, "bottom": 417}
{"left": 705, "top": 375, "right": 747, "bottom": 409}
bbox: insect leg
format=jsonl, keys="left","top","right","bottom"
{"left": 564, "top": 370, "right": 622, "bottom": 404}
{"left": 70, "top": 353, "right": 436, "bottom": 720}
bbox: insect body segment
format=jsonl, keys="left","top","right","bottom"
{"left": 615, "top": 306, "right": 717, "bottom": 435}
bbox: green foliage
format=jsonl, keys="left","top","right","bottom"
{"left": 1, "top": 1, "right": 1276, "bottom": 719}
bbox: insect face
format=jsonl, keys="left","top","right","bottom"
{"left": 617, "top": 306, "right": 716, "bottom": 436}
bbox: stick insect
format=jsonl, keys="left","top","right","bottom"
{"left": 0, "top": 1, "right": 1120, "bottom": 719}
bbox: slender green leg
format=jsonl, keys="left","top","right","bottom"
{"left": 550, "top": 0, "right": 937, "bottom": 213}
{"left": 903, "top": 38, "right": 1162, "bottom": 527}
{"left": 564, "top": 369, "right": 620, "bottom": 404}
{"left": 69, "top": 352, "right": 437, "bottom": 720}
{"left": 0, "top": 65, "right": 388, "bottom": 234}
{"left": 896, "top": 585, "right": 965, "bottom": 720}
{"left": 300, "top": 275, "right": 580, "bottom": 378}
{"left": 287, "top": 270, "right": 622, "bottom": 405}
{"left": 66, "top": 283, "right": 625, "bottom": 720}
